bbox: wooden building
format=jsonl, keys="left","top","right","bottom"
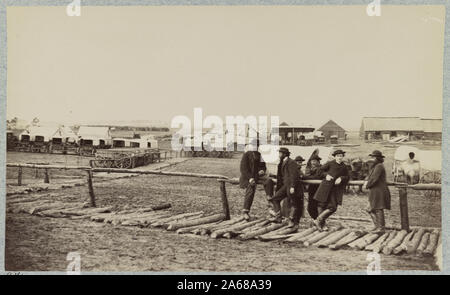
{"left": 317, "top": 120, "right": 346, "bottom": 140}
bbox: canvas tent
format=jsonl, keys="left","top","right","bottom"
{"left": 77, "top": 126, "right": 112, "bottom": 146}
{"left": 19, "top": 126, "right": 60, "bottom": 142}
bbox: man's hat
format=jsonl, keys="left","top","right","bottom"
{"left": 295, "top": 156, "right": 305, "bottom": 162}
{"left": 332, "top": 149, "right": 346, "bottom": 156}
{"left": 278, "top": 147, "right": 290, "bottom": 155}
{"left": 369, "top": 150, "right": 385, "bottom": 158}
{"left": 310, "top": 155, "right": 322, "bottom": 161}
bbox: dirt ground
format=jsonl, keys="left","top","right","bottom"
{"left": 4, "top": 141, "right": 442, "bottom": 272}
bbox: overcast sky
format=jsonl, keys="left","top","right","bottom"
{"left": 6, "top": 5, "right": 445, "bottom": 130}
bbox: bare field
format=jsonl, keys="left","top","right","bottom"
{"left": 5, "top": 141, "right": 442, "bottom": 272}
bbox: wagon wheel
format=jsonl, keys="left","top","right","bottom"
{"left": 115, "top": 157, "right": 132, "bottom": 169}
{"left": 197, "top": 151, "right": 206, "bottom": 157}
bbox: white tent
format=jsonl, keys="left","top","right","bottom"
{"left": 77, "top": 126, "right": 112, "bottom": 146}
{"left": 19, "top": 126, "right": 60, "bottom": 142}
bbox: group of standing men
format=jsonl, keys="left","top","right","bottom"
{"left": 239, "top": 143, "right": 391, "bottom": 233}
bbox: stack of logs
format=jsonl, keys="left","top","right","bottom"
{"left": 6, "top": 197, "right": 441, "bottom": 258}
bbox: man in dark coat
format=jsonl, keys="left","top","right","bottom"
{"left": 363, "top": 150, "right": 391, "bottom": 233}
{"left": 239, "top": 142, "right": 267, "bottom": 220}
{"left": 313, "top": 149, "right": 349, "bottom": 231}
{"left": 267, "top": 147, "right": 304, "bottom": 228}
{"left": 303, "top": 155, "right": 322, "bottom": 220}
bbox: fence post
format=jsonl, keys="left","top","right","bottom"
{"left": 398, "top": 187, "right": 409, "bottom": 231}
{"left": 219, "top": 180, "right": 231, "bottom": 220}
{"left": 18, "top": 167, "right": 22, "bottom": 186}
{"left": 44, "top": 168, "right": 50, "bottom": 184}
{"left": 87, "top": 170, "right": 96, "bottom": 207}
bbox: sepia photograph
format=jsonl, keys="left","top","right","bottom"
{"left": 1, "top": 2, "right": 446, "bottom": 275}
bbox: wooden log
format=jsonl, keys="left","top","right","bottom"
{"left": 117, "top": 212, "right": 173, "bottom": 226}
{"left": 348, "top": 233, "right": 370, "bottom": 249}
{"left": 18, "top": 167, "right": 22, "bottom": 186}
{"left": 353, "top": 233, "right": 381, "bottom": 250}
{"left": 36, "top": 205, "right": 86, "bottom": 217}
{"left": 304, "top": 230, "right": 338, "bottom": 247}
{"left": 329, "top": 231, "right": 366, "bottom": 250}
{"left": 423, "top": 229, "right": 440, "bottom": 257}
{"left": 259, "top": 226, "right": 299, "bottom": 241}
{"left": 7, "top": 197, "right": 43, "bottom": 205}
{"left": 398, "top": 187, "right": 409, "bottom": 231}
{"left": 316, "top": 229, "right": 352, "bottom": 248}
{"left": 199, "top": 217, "right": 245, "bottom": 235}
{"left": 416, "top": 232, "right": 430, "bottom": 257}
{"left": 149, "top": 211, "right": 204, "bottom": 228}
{"left": 86, "top": 170, "right": 96, "bottom": 207}
{"left": 239, "top": 222, "right": 286, "bottom": 240}
{"left": 167, "top": 213, "right": 225, "bottom": 231}
{"left": 383, "top": 230, "right": 408, "bottom": 255}
{"left": 373, "top": 231, "right": 398, "bottom": 253}
{"left": 258, "top": 233, "right": 298, "bottom": 242}
{"left": 44, "top": 169, "right": 50, "bottom": 184}
{"left": 104, "top": 211, "right": 168, "bottom": 224}
{"left": 10, "top": 200, "right": 54, "bottom": 214}
{"left": 151, "top": 203, "right": 172, "bottom": 211}
{"left": 284, "top": 228, "right": 316, "bottom": 242}
{"left": 58, "top": 206, "right": 113, "bottom": 217}
{"left": 392, "top": 230, "right": 416, "bottom": 255}
{"left": 365, "top": 231, "right": 390, "bottom": 251}
{"left": 219, "top": 181, "right": 231, "bottom": 220}
{"left": 91, "top": 213, "right": 116, "bottom": 222}
{"left": 176, "top": 221, "right": 223, "bottom": 234}
{"left": 295, "top": 230, "right": 322, "bottom": 244}
{"left": 29, "top": 203, "right": 67, "bottom": 215}
{"left": 240, "top": 220, "right": 271, "bottom": 233}
{"left": 210, "top": 218, "right": 265, "bottom": 239}
{"left": 406, "top": 228, "right": 426, "bottom": 254}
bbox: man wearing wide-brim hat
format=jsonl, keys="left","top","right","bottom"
{"left": 239, "top": 139, "right": 267, "bottom": 221}
{"left": 303, "top": 154, "right": 323, "bottom": 221}
{"left": 313, "top": 149, "right": 349, "bottom": 231}
{"left": 267, "top": 147, "right": 304, "bottom": 228}
{"left": 363, "top": 150, "right": 391, "bottom": 233}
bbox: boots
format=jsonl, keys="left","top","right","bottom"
{"left": 370, "top": 210, "right": 385, "bottom": 234}
{"left": 268, "top": 210, "right": 282, "bottom": 223}
{"left": 287, "top": 219, "right": 299, "bottom": 230}
{"left": 314, "top": 208, "right": 333, "bottom": 231}
{"left": 242, "top": 210, "right": 251, "bottom": 221}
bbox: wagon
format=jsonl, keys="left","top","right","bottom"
{"left": 90, "top": 148, "right": 162, "bottom": 169}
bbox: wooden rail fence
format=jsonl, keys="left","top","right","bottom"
{"left": 6, "top": 163, "right": 441, "bottom": 231}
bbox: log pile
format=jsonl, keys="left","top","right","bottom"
{"left": 7, "top": 197, "right": 441, "bottom": 257}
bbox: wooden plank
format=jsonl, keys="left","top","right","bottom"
{"left": 167, "top": 214, "right": 225, "bottom": 231}
{"left": 398, "top": 187, "right": 409, "bottom": 231}
{"left": 423, "top": 229, "right": 440, "bottom": 257}
{"left": 316, "top": 229, "right": 353, "bottom": 248}
{"left": 284, "top": 228, "right": 316, "bottom": 242}
{"left": 365, "top": 231, "right": 390, "bottom": 251}
{"left": 383, "top": 230, "right": 408, "bottom": 255}
{"left": 416, "top": 232, "right": 430, "bottom": 257}
{"left": 239, "top": 222, "right": 286, "bottom": 240}
{"left": 392, "top": 230, "right": 416, "bottom": 255}
{"left": 373, "top": 231, "right": 398, "bottom": 253}
{"left": 210, "top": 218, "right": 265, "bottom": 239}
{"left": 329, "top": 231, "right": 366, "bottom": 250}
{"left": 219, "top": 181, "right": 231, "bottom": 220}
{"left": 406, "top": 228, "right": 427, "bottom": 254}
